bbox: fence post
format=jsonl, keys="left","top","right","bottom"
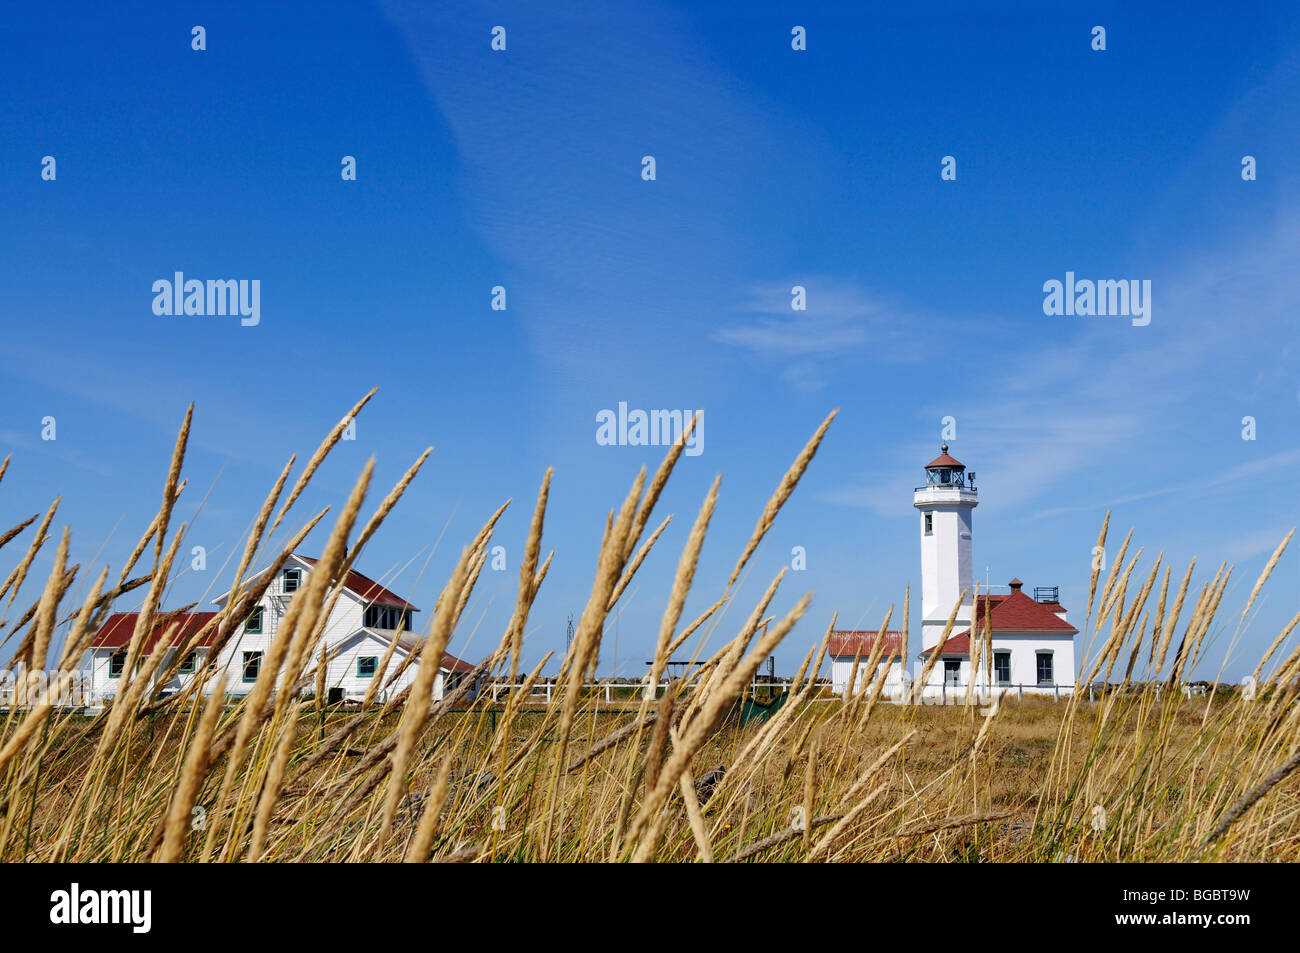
{"left": 1018, "top": 684, "right": 1023, "bottom": 702}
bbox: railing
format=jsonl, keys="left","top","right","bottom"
{"left": 483, "top": 680, "right": 792, "bottom": 704}
{"left": 485, "top": 681, "right": 664, "bottom": 703}
{"left": 830, "top": 681, "right": 1223, "bottom": 705}
{"left": 831, "top": 680, "right": 1077, "bottom": 705}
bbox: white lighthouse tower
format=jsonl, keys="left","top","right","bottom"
{"left": 913, "top": 445, "right": 978, "bottom": 659}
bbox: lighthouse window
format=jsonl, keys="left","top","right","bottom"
{"left": 924, "top": 513, "right": 933, "bottom": 536}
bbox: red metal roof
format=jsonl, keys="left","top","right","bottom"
{"left": 828, "top": 630, "right": 904, "bottom": 660}
{"left": 924, "top": 445, "right": 965, "bottom": 469}
{"left": 299, "top": 557, "right": 418, "bottom": 610}
{"left": 90, "top": 612, "right": 218, "bottom": 653}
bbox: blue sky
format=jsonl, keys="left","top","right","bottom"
{"left": 2, "top": 1, "right": 1297, "bottom": 681}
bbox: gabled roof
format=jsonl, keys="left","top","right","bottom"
{"left": 961, "top": 587, "right": 1077, "bottom": 636}
{"left": 89, "top": 611, "right": 218, "bottom": 654}
{"left": 828, "top": 630, "right": 904, "bottom": 660}
{"left": 918, "top": 584, "right": 1077, "bottom": 657}
{"left": 298, "top": 557, "right": 418, "bottom": 610}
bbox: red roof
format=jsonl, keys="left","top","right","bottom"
{"left": 300, "top": 557, "right": 418, "bottom": 610}
{"left": 924, "top": 445, "right": 964, "bottom": 469}
{"left": 441, "top": 652, "right": 475, "bottom": 673}
{"left": 917, "top": 632, "right": 971, "bottom": 658}
{"left": 964, "top": 587, "right": 1077, "bottom": 635}
{"left": 393, "top": 631, "right": 475, "bottom": 673}
{"left": 917, "top": 585, "right": 1077, "bottom": 657}
{"left": 828, "top": 630, "right": 904, "bottom": 660}
{"left": 90, "top": 612, "right": 218, "bottom": 653}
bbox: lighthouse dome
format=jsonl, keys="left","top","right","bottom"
{"left": 925, "top": 444, "right": 965, "bottom": 470}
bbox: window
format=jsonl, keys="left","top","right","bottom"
{"left": 364, "top": 605, "right": 411, "bottom": 631}
{"left": 924, "top": 513, "right": 933, "bottom": 536}
{"left": 284, "top": 568, "right": 302, "bottom": 594}
{"left": 178, "top": 650, "right": 199, "bottom": 675}
{"left": 1036, "top": 652, "right": 1054, "bottom": 686}
{"left": 943, "top": 658, "right": 961, "bottom": 687}
{"left": 242, "top": 651, "right": 263, "bottom": 683}
{"left": 245, "top": 607, "right": 263, "bottom": 633}
{"left": 108, "top": 650, "right": 127, "bottom": 678}
{"left": 994, "top": 651, "right": 1011, "bottom": 686}
{"left": 357, "top": 656, "right": 378, "bottom": 678}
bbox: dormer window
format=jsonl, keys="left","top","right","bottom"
{"left": 364, "top": 605, "right": 411, "bottom": 631}
{"left": 284, "top": 568, "right": 302, "bottom": 594}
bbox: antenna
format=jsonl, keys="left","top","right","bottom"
{"left": 565, "top": 614, "right": 574, "bottom": 652}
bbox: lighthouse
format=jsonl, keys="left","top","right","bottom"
{"left": 913, "top": 445, "right": 978, "bottom": 658}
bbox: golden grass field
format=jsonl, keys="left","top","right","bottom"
{"left": 1, "top": 391, "right": 1298, "bottom": 862}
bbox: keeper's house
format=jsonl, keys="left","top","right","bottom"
{"left": 85, "top": 554, "right": 473, "bottom": 707}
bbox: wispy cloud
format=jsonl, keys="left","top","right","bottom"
{"left": 0, "top": 428, "right": 116, "bottom": 478}
{"left": 1030, "top": 449, "right": 1300, "bottom": 520}
{"left": 818, "top": 201, "right": 1299, "bottom": 516}
{"left": 712, "top": 278, "right": 928, "bottom": 388}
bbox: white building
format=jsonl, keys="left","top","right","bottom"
{"left": 85, "top": 553, "right": 474, "bottom": 707}
{"left": 829, "top": 630, "right": 906, "bottom": 696}
{"left": 829, "top": 445, "right": 1077, "bottom": 701}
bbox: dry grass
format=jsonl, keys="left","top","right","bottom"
{"left": 0, "top": 396, "right": 1297, "bottom": 862}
